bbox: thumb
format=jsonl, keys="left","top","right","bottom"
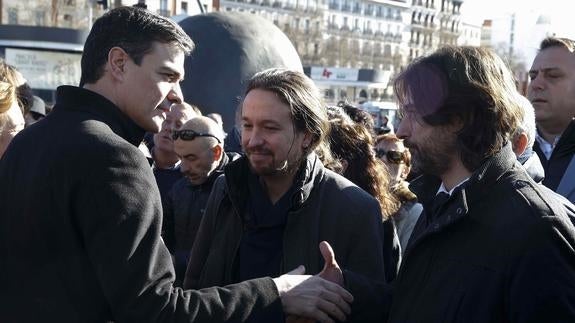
{"left": 285, "top": 265, "right": 306, "bottom": 275}
{"left": 320, "top": 241, "right": 338, "bottom": 268}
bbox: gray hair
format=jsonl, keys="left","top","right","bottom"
{"left": 512, "top": 94, "right": 536, "bottom": 149}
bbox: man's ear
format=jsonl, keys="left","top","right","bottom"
{"left": 212, "top": 144, "right": 223, "bottom": 161}
{"left": 302, "top": 131, "right": 313, "bottom": 150}
{"left": 512, "top": 133, "right": 528, "bottom": 157}
{"left": 108, "top": 47, "right": 130, "bottom": 81}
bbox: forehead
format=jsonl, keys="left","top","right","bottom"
{"left": 174, "top": 137, "right": 210, "bottom": 155}
{"left": 531, "top": 46, "right": 575, "bottom": 71}
{"left": 242, "top": 89, "right": 292, "bottom": 123}
{"left": 397, "top": 63, "right": 448, "bottom": 117}
{"left": 169, "top": 106, "right": 194, "bottom": 121}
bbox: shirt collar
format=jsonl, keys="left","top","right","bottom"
{"left": 437, "top": 177, "right": 470, "bottom": 196}
{"left": 535, "top": 130, "right": 561, "bottom": 160}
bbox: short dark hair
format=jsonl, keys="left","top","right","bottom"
{"left": 244, "top": 68, "right": 328, "bottom": 154}
{"left": 539, "top": 37, "right": 575, "bottom": 52}
{"left": 80, "top": 6, "right": 194, "bottom": 86}
{"left": 394, "top": 46, "right": 522, "bottom": 171}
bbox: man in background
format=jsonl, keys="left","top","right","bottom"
{"left": 528, "top": 36, "right": 575, "bottom": 203}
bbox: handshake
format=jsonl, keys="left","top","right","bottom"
{"left": 273, "top": 241, "right": 353, "bottom": 323}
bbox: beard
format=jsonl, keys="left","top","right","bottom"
{"left": 245, "top": 146, "right": 305, "bottom": 177}
{"left": 405, "top": 130, "right": 457, "bottom": 177}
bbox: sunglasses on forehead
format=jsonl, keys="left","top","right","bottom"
{"left": 375, "top": 149, "right": 405, "bottom": 164}
{"left": 172, "top": 129, "right": 221, "bottom": 143}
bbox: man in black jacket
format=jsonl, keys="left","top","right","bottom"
{"left": 0, "top": 6, "right": 352, "bottom": 323}
{"left": 331, "top": 46, "right": 575, "bottom": 322}
{"left": 165, "top": 116, "right": 238, "bottom": 286}
{"left": 528, "top": 37, "right": 575, "bottom": 203}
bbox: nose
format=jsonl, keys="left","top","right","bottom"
{"left": 244, "top": 127, "right": 264, "bottom": 149}
{"left": 395, "top": 117, "right": 410, "bottom": 140}
{"left": 528, "top": 73, "right": 545, "bottom": 93}
{"left": 166, "top": 84, "right": 184, "bottom": 105}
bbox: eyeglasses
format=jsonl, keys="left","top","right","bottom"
{"left": 172, "top": 129, "right": 221, "bottom": 143}
{"left": 375, "top": 149, "right": 405, "bottom": 164}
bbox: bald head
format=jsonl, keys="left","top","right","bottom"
{"left": 180, "top": 116, "right": 226, "bottom": 147}
{"left": 175, "top": 116, "right": 226, "bottom": 185}
{"left": 172, "top": 102, "right": 202, "bottom": 121}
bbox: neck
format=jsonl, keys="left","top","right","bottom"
{"left": 153, "top": 148, "right": 179, "bottom": 169}
{"left": 260, "top": 169, "right": 299, "bottom": 204}
{"left": 83, "top": 82, "right": 119, "bottom": 107}
{"left": 439, "top": 158, "right": 472, "bottom": 192}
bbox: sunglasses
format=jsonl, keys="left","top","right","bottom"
{"left": 375, "top": 149, "right": 405, "bottom": 164}
{"left": 172, "top": 129, "right": 221, "bottom": 143}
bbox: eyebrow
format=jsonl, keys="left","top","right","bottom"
{"left": 529, "top": 67, "right": 562, "bottom": 74}
{"left": 159, "top": 66, "right": 184, "bottom": 80}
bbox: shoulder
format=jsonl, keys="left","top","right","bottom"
{"left": 318, "top": 169, "right": 381, "bottom": 211}
{"left": 492, "top": 169, "right": 575, "bottom": 239}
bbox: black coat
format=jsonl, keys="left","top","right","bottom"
{"left": 345, "top": 145, "right": 575, "bottom": 322}
{"left": 0, "top": 86, "right": 281, "bottom": 322}
{"left": 535, "top": 119, "right": 575, "bottom": 203}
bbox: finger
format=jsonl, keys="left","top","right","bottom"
{"left": 319, "top": 241, "right": 337, "bottom": 267}
{"left": 321, "top": 279, "right": 354, "bottom": 304}
{"left": 285, "top": 265, "right": 306, "bottom": 275}
{"left": 316, "top": 297, "right": 348, "bottom": 322}
{"left": 307, "top": 308, "right": 335, "bottom": 323}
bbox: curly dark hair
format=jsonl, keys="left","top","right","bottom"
{"left": 393, "top": 46, "right": 522, "bottom": 171}
{"left": 326, "top": 105, "right": 400, "bottom": 219}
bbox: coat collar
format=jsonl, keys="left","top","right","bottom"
{"left": 407, "top": 144, "right": 519, "bottom": 251}
{"left": 224, "top": 153, "right": 324, "bottom": 213}
{"left": 53, "top": 86, "right": 146, "bottom": 147}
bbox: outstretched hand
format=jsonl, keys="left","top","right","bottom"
{"left": 277, "top": 241, "right": 351, "bottom": 323}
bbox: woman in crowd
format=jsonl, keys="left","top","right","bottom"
{"left": 0, "top": 60, "right": 25, "bottom": 159}
{"left": 375, "top": 133, "right": 423, "bottom": 254}
{"left": 326, "top": 104, "right": 401, "bottom": 281}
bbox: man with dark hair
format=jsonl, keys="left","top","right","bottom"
{"left": 0, "top": 7, "right": 352, "bottom": 322}
{"left": 327, "top": 46, "right": 575, "bottom": 322}
{"left": 528, "top": 36, "right": 575, "bottom": 203}
{"left": 184, "top": 68, "right": 387, "bottom": 322}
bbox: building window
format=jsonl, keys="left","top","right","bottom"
{"left": 8, "top": 8, "right": 18, "bottom": 24}
{"left": 35, "top": 10, "right": 45, "bottom": 26}
{"left": 181, "top": 1, "right": 188, "bottom": 14}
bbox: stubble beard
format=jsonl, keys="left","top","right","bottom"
{"left": 407, "top": 135, "right": 456, "bottom": 177}
{"left": 247, "top": 150, "right": 305, "bottom": 178}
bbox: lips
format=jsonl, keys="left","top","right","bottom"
{"left": 530, "top": 98, "right": 547, "bottom": 104}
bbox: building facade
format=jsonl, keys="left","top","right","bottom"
{"left": 409, "top": 0, "right": 463, "bottom": 60}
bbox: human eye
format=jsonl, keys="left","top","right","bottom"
{"left": 161, "top": 72, "right": 178, "bottom": 82}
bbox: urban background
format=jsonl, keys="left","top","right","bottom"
{"left": 0, "top": 0, "right": 567, "bottom": 107}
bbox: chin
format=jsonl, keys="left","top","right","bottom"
{"left": 146, "top": 118, "right": 164, "bottom": 133}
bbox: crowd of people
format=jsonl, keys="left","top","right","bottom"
{"left": 0, "top": 5, "right": 574, "bottom": 323}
